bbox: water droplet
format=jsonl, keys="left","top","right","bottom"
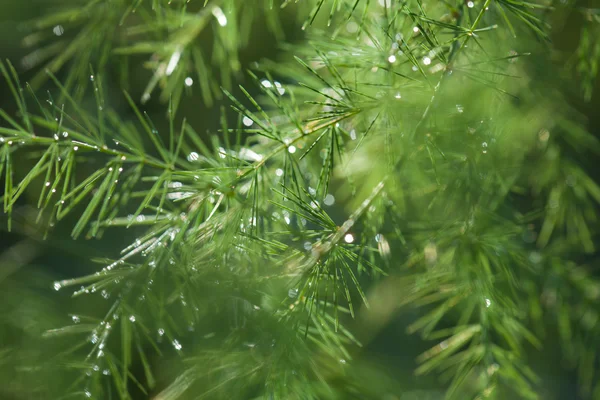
{"left": 72, "top": 315, "right": 80, "bottom": 323}
{"left": 529, "top": 251, "right": 542, "bottom": 264}
{"left": 89, "top": 75, "right": 94, "bottom": 82}
{"left": 425, "top": 242, "right": 437, "bottom": 263}
{"left": 288, "top": 145, "right": 296, "bottom": 154}
{"left": 482, "top": 142, "right": 488, "bottom": 154}
{"left": 52, "top": 25, "right": 64, "bottom": 36}
{"left": 288, "top": 288, "right": 299, "bottom": 298}
{"left": 166, "top": 48, "right": 182, "bottom": 76}
{"left": 346, "top": 21, "right": 359, "bottom": 33}
{"left": 187, "top": 152, "right": 199, "bottom": 162}
{"left": 84, "top": 390, "right": 92, "bottom": 398}
{"left": 184, "top": 77, "right": 193, "bottom": 87}
{"left": 422, "top": 56, "right": 432, "bottom": 65}
{"left": 274, "top": 81, "right": 285, "bottom": 95}
{"left": 129, "top": 315, "right": 136, "bottom": 322}
{"left": 242, "top": 116, "right": 254, "bottom": 127}
{"left": 303, "top": 242, "right": 312, "bottom": 251}
{"left": 102, "top": 369, "right": 110, "bottom": 376}
{"left": 172, "top": 339, "right": 182, "bottom": 351}
{"left": 158, "top": 328, "right": 165, "bottom": 336}
{"left": 388, "top": 55, "right": 397, "bottom": 63}
{"left": 344, "top": 233, "right": 354, "bottom": 243}
{"left": 53, "top": 282, "right": 61, "bottom": 291}
{"left": 275, "top": 168, "right": 284, "bottom": 177}
{"left": 485, "top": 298, "right": 491, "bottom": 308}
{"left": 324, "top": 194, "right": 335, "bottom": 206}
{"left": 467, "top": 1, "right": 475, "bottom": 7}
{"left": 62, "top": 131, "right": 69, "bottom": 137}
{"left": 212, "top": 6, "right": 228, "bottom": 26}
{"left": 394, "top": 92, "right": 402, "bottom": 99}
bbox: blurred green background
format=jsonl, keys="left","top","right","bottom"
{"left": 0, "top": 1, "right": 599, "bottom": 399}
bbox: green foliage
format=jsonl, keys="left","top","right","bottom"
{"left": 1, "top": 0, "right": 600, "bottom": 399}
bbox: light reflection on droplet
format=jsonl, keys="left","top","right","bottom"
{"left": 344, "top": 233, "right": 354, "bottom": 243}
{"left": 288, "top": 145, "right": 296, "bottom": 154}
{"left": 423, "top": 57, "right": 432, "bottom": 65}
{"left": 184, "top": 77, "right": 193, "bottom": 87}
{"left": 388, "top": 55, "right": 397, "bottom": 63}
{"left": 395, "top": 92, "right": 402, "bottom": 99}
